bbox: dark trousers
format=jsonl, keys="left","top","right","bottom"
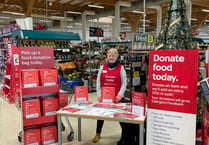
{"left": 120, "top": 122, "right": 139, "bottom": 145}
{"left": 96, "top": 120, "right": 104, "bottom": 134}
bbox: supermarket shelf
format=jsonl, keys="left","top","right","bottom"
{"left": 23, "top": 115, "right": 57, "bottom": 127}
{"left": 22, "top": 85, "right": 59, "bottom": 96}
{"left": 12, "top": 30, "right": 81, "bottom": 41}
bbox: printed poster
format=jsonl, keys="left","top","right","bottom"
{"left": 131, "top": 91, "right": 146, "bottom": 116}
{"left": 147, "top": 50, "right": 198, "bottom": 145}
{"left": 101, "top": 87, "right": 115, "bottom": 103}
{"left": 74, "top": 86, "right": 88, "bottom": 102}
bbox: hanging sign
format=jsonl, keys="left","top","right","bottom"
{"left": 89, "top": 27, "right": 104, "bottom": 37}
{"left": 19, "top": 47, "right": 54, "bottom": 69}
{"left": 132, "top": 33, "right": 155, "bottom": 50}
{"left": 147, "top": 50, "right": 198, "bottom": 145}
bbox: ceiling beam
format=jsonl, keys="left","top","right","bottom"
{"left": 63, "top": 0, "right": 76, "bottom": 5}
{"left": 26, "top": 0, "right": 35, "bottom": 17}
{"left": 53, "top": 0, "right": 62, "bottom": 5}
{"left": 192, "top": 1, "right": 209, "bottom": 8}
{"left": 192, "top": 12, "right": 209, "bottom": 32}
{"left": 86, "top": 0, "right": 117, "bottom": 6}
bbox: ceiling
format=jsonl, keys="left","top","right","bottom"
{"left": 0, "top": 0, "right": 208, "bottom": 33}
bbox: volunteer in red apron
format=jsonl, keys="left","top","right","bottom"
{"left": 92, "top": 48, "right": 127, "bottom": 143}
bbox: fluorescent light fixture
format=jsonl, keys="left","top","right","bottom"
{"left": 202, "top": 9, "right": 209, "bottom": 12}
{"left": 132, "top": 10, "right": 144, "bottom": 14}
{"left": 50, "top": 16, "right": 64, "bottom": 19}
{"left": 67, "top": 26, "right": 73, "bottom": 28}
{"left": 67, "top": 11, "right": 82, "bottom": 14}
{"left": 0, "top": 20, "right": 4, "bottom": 22}
{"left": 2, "top": 11, "right": 24, "bottom": 16}
{"left": 74, "top": 23, "right": 82, "bottom": 25}
{"left": 124, "top": 26, "right": 131, "bottom": 29}
{"left": 0, "top": 16, "right": 10, "bottom": 19}
{"left": 205, "top": 20, "right": 209, "bottom": 22}
{"left": 88, "top": 5, "right": 104, "bottom": 8}
{"left": 108, "top": 16, "right": 115, "bottom": 18}
{"left": 121, "top": 22, "right": 129, "bottom": 25}
{"left": 191, "top": 18, "right": 197, "bottom": 21}
{"left": 39, "top": 20, "right": 52, "bottom": 23}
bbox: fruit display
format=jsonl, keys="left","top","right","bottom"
{"left": 59, "top": 62, "right": 76, "bottom": 69}
{"left": 68, "top": 72, "right": 77, "bottom": 80}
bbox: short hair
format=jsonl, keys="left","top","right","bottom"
{"left": 107, "top": 48, "right": 118, "bottom": 58}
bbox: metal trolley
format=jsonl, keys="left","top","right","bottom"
{"left": 59, "top": 81, "right": 75, "bottom": 142}
{"left": 59, "top": 78, "right": 83, "bottom": 142}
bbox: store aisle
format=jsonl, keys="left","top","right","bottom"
{"left": 0, "top": 93, "right": 121, "bottom": 145}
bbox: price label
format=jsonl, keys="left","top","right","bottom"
{"left": 148, "top": 35, "right": 154, "bottom": 43}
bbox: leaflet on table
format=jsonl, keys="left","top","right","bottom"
{"left": 69, "top": 102, "right": 93, "bottom": 110}
{"left": 101, "top": 87, "right": 115, "bottom": 103}
{"left": 131, "top": 92, "right": 146, "bottom": 116}
{"left": 93, "top": 103, "right": 124, "bottom": 109}
{"left": 113, "top": 112, "right": 139, "bottom": 120}
{"left": 61, "top": 108, "right": 81, "bottom": 113}
{"left": 86, "top": 107, "right": 108, "bottom": 116}
{"left": 74, "top": 86, "right": 88, "bottom": 102}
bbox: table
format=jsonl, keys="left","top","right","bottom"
{"left": 56, "top": 102, "right": 145, "bottom": 145}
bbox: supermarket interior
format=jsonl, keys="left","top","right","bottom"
{"left": 0, "top": 0, "right": 209, "bottom": 145}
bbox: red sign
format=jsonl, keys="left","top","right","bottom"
{"left": 74, "top": 86, "right": 88, "bottom": 102}
{"left": 18, "top": 47, "right": 54, "bottom": 69}
{"left": 148, "top": 50, "right": 198, "bottom": 114}
{"left": 132, "top": 92, "right": 146, "bottom": 116}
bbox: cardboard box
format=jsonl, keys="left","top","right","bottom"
{"left": 21, "top": 70, "right": 39, "bottom": 88}
{"left": 42, "top": 97, "right": 58, "bottom": 116}
{"left": 24, "top": 128, "right": 40, "bottom": 145}
{"left": 39, "top": 69, "right": 58, "bottom": 86}
{"left": 41, "top": 126, "right": 57, "bottom": 145}
{"left": 23, "top": 99, "right": 41, "bottom": 119}
{"left": 74, "top": 86, "right": 88, "bottom": 102}
{"left": 59, "top": 91, "right": 68, "bottom": 108}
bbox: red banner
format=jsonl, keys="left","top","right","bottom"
{"left": 19, "top": 47, "right": 54, "bottom": 69}
{"left": 148, "top": 50, "right": 199, "bottom": 114}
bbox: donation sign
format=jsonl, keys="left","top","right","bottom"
{"left": 19, "top": 47, "right": 54, "bottom": 69}
{"left": 147, "top": 50, "right": 198, "bottom": 145}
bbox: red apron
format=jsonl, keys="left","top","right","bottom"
{"left": 101, "top": 63, "right": 122, "bottom": 98}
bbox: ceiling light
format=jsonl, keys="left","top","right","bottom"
{"left": 121, "top": 23, "right": 129, "bottom": 25}
{"left": 2, "top": 11, "right": 24, "bottom": 16}
{"left": 141, "top": 19, "right": 150, "bottom": 22}
{"left": 88, "top": 5, "right": 104, "bottom": 9}
{"left": 0, "top": 16, "right": 10, "bottom": 19}
{"left": 50, "top": 16, "right": 64, "bottom": 19}
{"left": 205, "top": 20, "right": 209, "bottom": 22}
{"left": 202, "top": 9, "right": 209, "bottom": 12}
{"left": 67, "top": 11, "right": 82, "bottom": 14}
{"left": 108, "top": 16, "right": 115, "bottom": 18}
{"left": 191, "top": 18, "right": 197, "bottom": 21}
{"left": 132, "top": 10, "right": 144, "bottom": 14}
{"left": 39, "top": 20, "right": 52, "bottom": 23}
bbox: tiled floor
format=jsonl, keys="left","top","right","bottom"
{"left": 0, "top": 93, "right": 121, "bottom": 145}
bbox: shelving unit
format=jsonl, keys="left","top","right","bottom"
{"left": 16, "top": 45, "right": 60, "bottom": 145}
{"left": 11, "top": 30, "right": 84, "bottom": 90}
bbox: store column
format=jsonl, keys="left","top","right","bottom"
{"left": 185, "top": 0, "right": 192, "bottom": 25}
{"left": 150, "top": 6, "right": 162, "bottom": 36}
{"left": 113, "top": 1, "right": 131, "bottom": 41}
{"left": 82, "top": 11, "right": 95, "bottom": 43}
